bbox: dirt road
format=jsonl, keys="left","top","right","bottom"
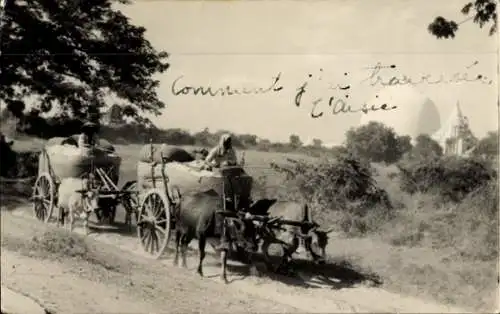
{"left": 2, "top": 206, "right": 469, "bottom": 313}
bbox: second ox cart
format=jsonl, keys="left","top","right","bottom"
{"left": 32, "top": 135, "right": 138, "bottom": 227}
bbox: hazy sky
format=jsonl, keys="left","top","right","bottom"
{"left": 119, "top": 0, "right": 498, "bottom": 144}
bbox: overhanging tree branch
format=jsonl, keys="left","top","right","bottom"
{"left": 428, "top": 0, "right": 497, "bottom": 39}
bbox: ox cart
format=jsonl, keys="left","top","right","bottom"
{"left": 31, "top": 138, "right": 138, "bottom": 225}
{"left": 135, "top": 144, "right": 326, "bottom": 272}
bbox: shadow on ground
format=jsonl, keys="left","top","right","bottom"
{"left": 91, "top": 220, "right": 383, "bottom": 290}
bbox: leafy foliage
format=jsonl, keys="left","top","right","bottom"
{"left": 288, "top": 134, "right": 303, "bottom": 149}
{"left": 428, "top": 0, "right": 497, "bottom": 38}
{"left": 1, "top": 0, "right": 169, "bottom": 125}
{"left": 270, "top": 155, "right": 392, "bottom": 219}
{"left": 0, "top": 136, "right": 38, "bottom": 178}
{"left": 345, "top": 122, "right": 412, "bottom": 164}
{"left": 473, "top": 130, "right": 499, "bottom": 158}
{"left": 410, "top": 134, "right": 443, "bottom": 160}
{"left": 398, "top": 156, "right": 495, "bottom": 202}
{"left": 311, "top": 138, "right": 323, "bottom": 148}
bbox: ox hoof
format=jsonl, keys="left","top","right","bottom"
{"left": 197, "top": 268, "right": 204, "bottom": 277}
{"left": 220, "top": 276, "right": 229, "bottom": 284}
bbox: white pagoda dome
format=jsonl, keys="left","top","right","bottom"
{"left": 359, "top": 85, "right": 441, "bottom": 140}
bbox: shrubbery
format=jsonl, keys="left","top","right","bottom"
{"left": 345, "top": 122, "right": 412, "bottom": 164}
{"left": 0, "top": 135, "right": 38, "bottom": 179}
{"left": 270, "top": 154, "right": 393, "bottom": 234}
{"left": 397, "top": 156, "right": 495, "bottom": 202}
{"left": 409, "top": 134, "right": 443, "bottom": 160}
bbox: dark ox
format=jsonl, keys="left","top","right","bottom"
{"left": 173, "top": 190, "right": 258, "bottom": 283}
{"left": 248, "top": 199, "right": 334, "bottom": 266}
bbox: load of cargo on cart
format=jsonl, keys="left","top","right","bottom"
{"left": 31, "top": 134, "right": 138, "bottom": 227}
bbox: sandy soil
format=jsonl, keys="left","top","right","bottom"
{"left": 2, "top": 207, "right": 470, "bottom": 313}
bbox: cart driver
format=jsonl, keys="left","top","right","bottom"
{"left": 78, "top": 121, "right": 100, "bottom": 148}
{"left": 203, "top": 133, "right": 237, "bottom": 170}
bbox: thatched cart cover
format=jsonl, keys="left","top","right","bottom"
{"left": 38, "top": 136, "right": 121, "bottom": 183}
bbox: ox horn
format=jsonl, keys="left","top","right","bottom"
{"left": 315, "top": 226, "right": 335, "bottom": 234}
{"left": 302, "top": 203, "right": 313, "bottom": 223}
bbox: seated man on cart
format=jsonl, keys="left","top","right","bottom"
{"left": 77, "top": 121, "right": 100, "bottom": 149}
{"left": 203, "top": 133, "right": 238, "bottom": 170}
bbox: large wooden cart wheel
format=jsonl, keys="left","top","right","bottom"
{"left": 137, "top": 189, "right": 171, "bottom": 259}
{"left": 32, "top": 173, "right": 55, "bottom": 223}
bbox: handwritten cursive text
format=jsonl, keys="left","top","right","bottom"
{"left": 361, "top": 61, "right": 493, "bottom": 87}
{"left": 171, "top": 73, "right": 284, "bottom": 97}
{"left": 295, "top": 81, "right": 397, "bottom": 118}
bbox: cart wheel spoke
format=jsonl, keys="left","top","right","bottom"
{"left": 155, "top": 218, "right": 168, "bottom": 225}
{"left": 145, "top": 197, "right": 155, "bottom": 217}
{"left": 145, "top": 232, "right": 152, "bottom": 253}
{"left": 153, "top": 196, "right": 162, "bottom": 218}
{"left": 153, "top": 236, "right": 159, "bottom": 253}
{"left": 140, "top": 228, "right": 150, "bottom": 242}
{"left": 155, "top": 225, "right": 167, "bottom": 235}
{"left": 151, "top": 230, "right": 158, "bottom": 253}
{"left": 152, "top": 194, "right": 158, "bottom": 214}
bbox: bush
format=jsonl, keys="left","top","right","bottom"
{"left": 473, "top": 131, "right": 499, "bottom": 159}
{"left": 410, "top": 134, "right": 443, "bottom": 160}
{"left": 398, "top": 156, "right": 495, "bottom": 202}
{"left": 271, "top": 154, "right": 393, "bottom": 233}
{"left": 345, "top": 122, "right": 412, "bottom": 164}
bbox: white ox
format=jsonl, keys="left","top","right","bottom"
{"left": 56, "top": 178, "right": 99, "bottom": 235}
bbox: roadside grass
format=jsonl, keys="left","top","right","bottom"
{"left": 1, "top": 213, "right": 133, "bottom": 275}
{"left": 326, "top": 234, "right": 498, "bottom": 312}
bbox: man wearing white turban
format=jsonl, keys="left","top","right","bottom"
{"left": 204, "top": 133, "right": 237, "bottom": 169}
